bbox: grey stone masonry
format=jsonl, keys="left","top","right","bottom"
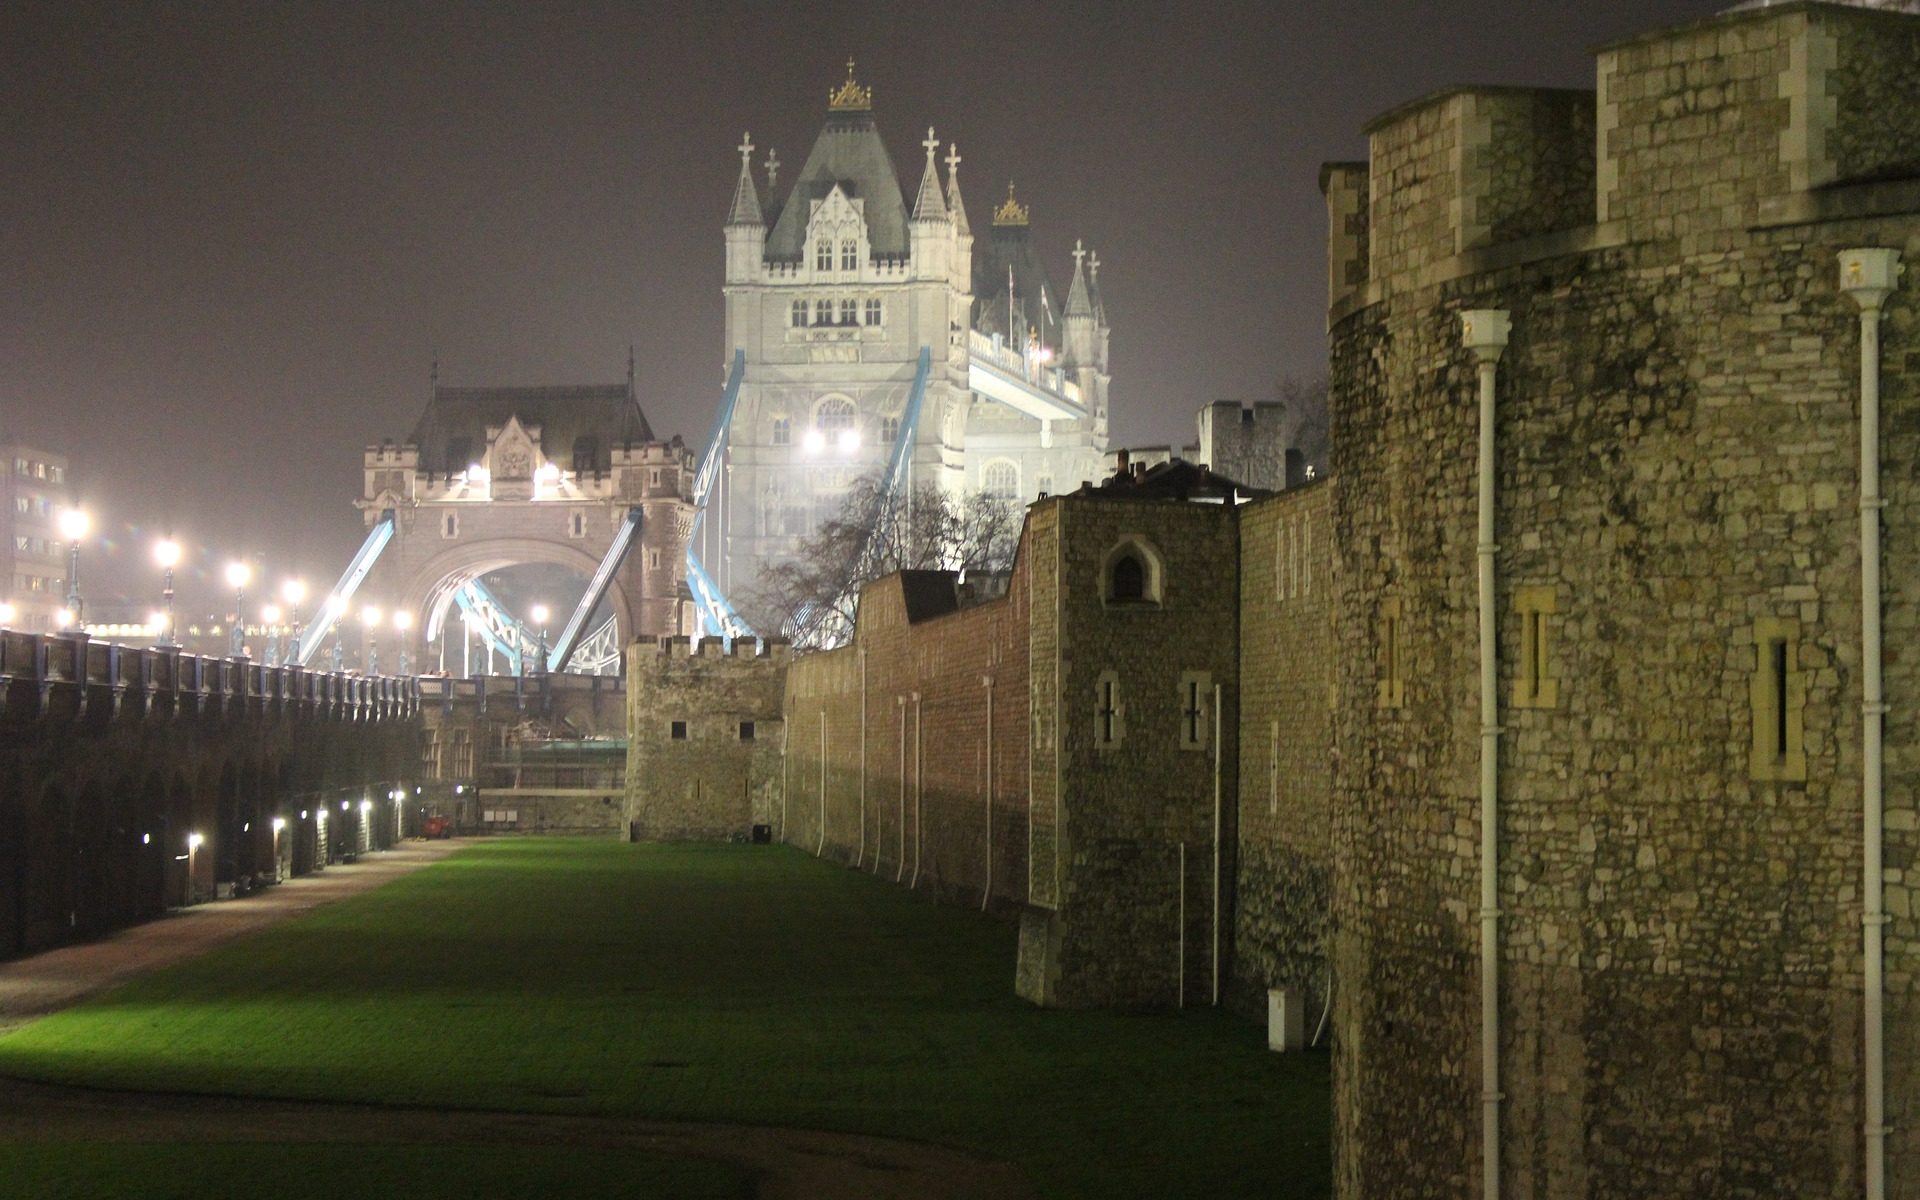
{"left": 626, "top": 636, "right": 788, "bottom": 841}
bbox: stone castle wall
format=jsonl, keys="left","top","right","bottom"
{"left": 781, "top": 548, "right": 1034, "bottom": 911}
{"left": 626, "top": 637, "right": 788, "bottom": 841}
{"left": 1017, "top": 496, "right": 1242, "bottom": 1009}
{"left": 1328, "top": 4, "right": 1920, "bottom": 1197}
{"left": 1231, "top": 482, "right": 1336, "bottom": 1023}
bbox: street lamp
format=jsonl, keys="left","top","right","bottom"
{"left": 281, "top": 578, "right": 308, "bottom": 667}
{"left": 360, "top": 604, "right": 381, "bottom": 675}
{"left": 261, "top": 603, "right": 283, "bottom": 666}
{"left": 58, "top": 508, "right": 88, "bottom": 627}
{"left": 225, "top": 561, "right": 252, "bottom": 657}
{"left": 392, "top": 610, "right": 414, "bottom": 675}
{"left": 0, "top": 601, "right": 16, "bottom": 627}
{"left": 154, "top": 539, "right": 182, "bottom": 647}
{"left": 530, "top": 603, "right": 550, "bottom": 674}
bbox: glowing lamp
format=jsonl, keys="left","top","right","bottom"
{"left": 282, "top": 578, "right": 308, "bottom": 606}
{"left": 54, "top": 608, "right": 74, "bottom": 629}
{"left": 154, "top": 540, "right": 182, "bottom": 569}
{"left": 0, "top": 602, "right": 15, "bottom": 625}
{"left": 530, "top": 604, "right": 550, "bottom": 627}
{"left": 187, "top": 832, "right": 204, "bottom": 850}
{"left": 58, "top": 508, "right": 89, "bottom": 541}
{"left": 392, "top": 610, "right": 414, "bottom": 632}
{"left": 801, "top": 429, "right": 826, "bottom": 453}
{"left": 360, "top": 604, "right": 381, "bottom": 628}
{"left": 261, "top": 604, "right": 282, "bottom": 625}
{"left": 836, "top": 429, "right": 860, "bottom": 453}
{"left": 225, "top": 561, "right": 252, "bottom": 590}
{"left": 271, "top": 817, "right": 287, "bottom": 833}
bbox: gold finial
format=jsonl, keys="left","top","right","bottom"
{"left": 992, "top": 181, "right": 1029, "bottom": 227}
{"left": 828, "top": 58, "right": 872, "bottom": 111}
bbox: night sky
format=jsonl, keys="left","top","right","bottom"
{"left": 3, "top": 0, "right": 1724, "bottom": 611}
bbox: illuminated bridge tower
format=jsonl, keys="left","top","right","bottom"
{"left": 714, "top": 62, "right": 1111, "bottom": 603}
{"left": 354, "top": 376, "right": 696, "bottom": 673}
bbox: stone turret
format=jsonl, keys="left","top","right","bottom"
{"left": 724, "top": 132, "right": 765, "bottom": 285}
{"left": 909, "top": 127, "right": 951, "bottom": 282}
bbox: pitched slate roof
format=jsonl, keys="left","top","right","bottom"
{"left": 766, "top": 110, "right": 910, "bottom": 262}
{"left": 407, "top": 384, "right": 655, "bottom": 475}
{"left": 973, "top": 223, "right": 1062, "bottom": 340}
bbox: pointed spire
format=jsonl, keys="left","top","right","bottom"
{"left": 626, "top": 344, "right": 636, "bottom": 393}
{"left": 912, "top": 126, "right": 947, "bottom": 221}
{"left": 1088, "top": 250, "right": 1106, "bottom": 323}
{"left": 727, "top": 132, "right": 763, "bottom": 226}
{"left": 764, "top": 148, "right": 780, "bottom": 194}
{"left": 944, "top": 143, "right": 969, "bottom": 236}
{"left": 1066, "top": 240, "right": 1094, "bottom": 318}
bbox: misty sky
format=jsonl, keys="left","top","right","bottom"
{"left": 3, "top": 0, "right": 1724, "bottom": 612}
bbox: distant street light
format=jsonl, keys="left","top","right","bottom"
{"left": 392, "top": 610, "right": 415, "bottom": 675}
{"left": 225, "top": 561, "right": 252, "bottom": 657}
{"left": 281, "top": 578, "right": 308, "bottom": 666}
{"left": 530, "top": 603, "right": 551, "bottom": 675}
{"left": 361, "top": 604, "right": 382, "bottom": 675}
{"left": 0, "top": 601, "right": 16, "bottom": 626}
{"left": 58, "top": 508, "right": 89, "bottom": 627}
{"left": 154, "top": 540, "right": 182, "bottom": 648}
{"left": 261, "top": 603, "right": 284, "bottom": 666}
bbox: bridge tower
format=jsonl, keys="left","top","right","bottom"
{"left": 715, "top": 62, "right": 1111, "bottom": 605}
{"left": 356, "top": 378, "right": 695, "bottom": 671}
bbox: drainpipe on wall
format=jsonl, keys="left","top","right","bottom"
{"left": 1212, "top": 681, "right": 1224, "bottom": 1007}
{"left": 1462, "top": 308, "right": 1511, "bottom": 1200}
{"left": 817, "top": 711, "right": 827, "bottom": 856}
{"left": 897, "top": 696, "right": 907, "bottom": 883}
{"left": 911, "top": 692, "right": 924, "bottom": 890}
{"left": 983, "top": 674, "right": 995, "bottom": 912}
{"left": 1840, "top": 247, "right": 1903, "bottom": 1200}
{"left": 860, "top": 648, "right": 869, "bottom": 870}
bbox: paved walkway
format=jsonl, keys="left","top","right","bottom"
{"left": 0, "top": 838, "right": 468, "bottom": 1033}
{"left": 0, "top": 838, "right": 1033, "bottom": 1200}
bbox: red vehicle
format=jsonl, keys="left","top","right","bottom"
{"left": 421, "top": 814, "right": 453, "bottom": 839}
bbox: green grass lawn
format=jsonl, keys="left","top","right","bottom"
{"left": 0, "top": 839, "right": 1329, "bottom": 1198}
{"left": 0, "top": 1143, "right": 749, "bottom": 1200}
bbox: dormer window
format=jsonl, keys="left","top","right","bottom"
{"left": 840, "top": 240, "right": 858, "bottom": 271}
{"left": 791, "top": 299, "right": 809, "bottom": 327}
{"left": 816, "top": 240, "right": 833, "bottom": 271}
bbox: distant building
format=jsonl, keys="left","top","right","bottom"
{"left": 1, "top": 440, "right": 73, "bottom": 632}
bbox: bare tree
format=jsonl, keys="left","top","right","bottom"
{"left": 746, "top": 474, "right": 1020, "bottom": 649}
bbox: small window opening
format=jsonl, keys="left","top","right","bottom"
{"left": 740, "top": 720, "right": 756, "bottom": 741}
{"left": 1111, "top": 555, "right": 1145, "bottom": 601}
{"left": 1184, "top": 681, "right": 1203, "bottom": 745}
{"left": 670, "top": 720, "right": 688, "bottom": 741}
{"left": 1771, "top": 639, "right": 1789, "bottom": 761}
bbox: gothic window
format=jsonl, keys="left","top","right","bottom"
{"left": 791, "top": 299, "right": 809, "bottom": 327}
{"left": 568, "top": 509, "right": 586, "bottom": 539}
{"left": 981, "top": 460, "right": 1019, "bottom": 501}
{"left": 771, "top": 417, "right": 791, "bottom": 446}
{"left": 1102, "top": 538, "right": 1163, "bottom": 606}
{"left": 441, "top": 512, "right": 458, "bottom": 539}
{"left": 1036, "top": 475, "right": 1053, "bottom": 498}
{"left": 839, "top": 298, "right": 857, "bottom": 325}
{"left": 816, "top": 240, "right": 832, "bottom": 271}
{"left": 814, "top": 299, "right": 832, "bottom": 325}
{"left": 864, "top": 298, "right": 882, "bottom": 326}
{"left": 880, "top": 416, "right": 900, "bottom": 444}
{"left": 815, "top": 397, "right": 855, "bottom": 433}
{"left": 1112, "top": 556, "right": 1144, "bottom": 599}
{"left": 571, "top": 435, "right": 599, "bottom": 475}
{"left": 840, "top": 239, "right": 858, "bottom": 271}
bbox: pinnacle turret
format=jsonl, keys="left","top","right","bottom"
{"left": 911, "top": 127, "right": 948, "bottom": 221}
{"left": 944, "top": 143, "right": 970, "bottom": 236}
{"left": 727, "top": 133, "right": 764, "bottom": 226}
{"left": 1065, "top": 240, "right": 1094, "bottom": 318}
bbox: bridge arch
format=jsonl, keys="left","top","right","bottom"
{"left": 398, "top": 537, "right": 638, "bottom": 664}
